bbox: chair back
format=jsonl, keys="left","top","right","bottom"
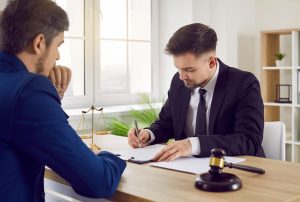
{"left": 262, "top": 121, "right": 285, "bottom": 160}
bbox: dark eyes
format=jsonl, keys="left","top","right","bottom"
{"left": 185, "top": 69, "right": 196, "bottom": 73}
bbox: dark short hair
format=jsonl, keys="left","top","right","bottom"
{"left": 0, "top": 0, "right": 69, "bottom": 55}
{"left": 165, "top": 23, "right": 217, "bottom": 56}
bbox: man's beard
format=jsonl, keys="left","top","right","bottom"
{"left": 183, "top": 81, "right": 198, "bottom": 89}
{"left": 183, "top": 80, "right": 205, "bottom": 89}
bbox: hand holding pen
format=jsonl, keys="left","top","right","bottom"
{"left": 127, "top": 121, "right": 151, "bottom": 148}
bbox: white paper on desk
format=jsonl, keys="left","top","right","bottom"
{"left": 111, "top": 144, "right": 165, "bottom": 161}
{"left": 150, "top": 156, "right": 245, "bottom": 174}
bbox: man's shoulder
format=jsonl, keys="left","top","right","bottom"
{"left": 13, "top": 72, "right": 54, "bottom": 92}
{"left": 10, "top": 72, "right": 59, "bottom": 102}
{"left": 170, "top": 72, "right": 184, "bottom": 88}
{"left": 24, "top": 73, "right": 54, "bottom": 88}
{"left": 220, "top": 63, "right": 258, "bottom": 83}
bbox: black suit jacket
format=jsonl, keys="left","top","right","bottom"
{"left": 149, "top": 59, "right": 265, "bottom": 157}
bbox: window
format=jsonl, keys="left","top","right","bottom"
{"left": 54, "top": 0, "right": 158, "bottom": 109}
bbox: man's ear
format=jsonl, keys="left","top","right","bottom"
{"left": 209, "top": 56, "right": 217, "bottom": 68}
{"left": 32, "top": 34, "right": 46, "bottom": 55}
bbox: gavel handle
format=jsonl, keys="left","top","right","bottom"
{"left": 225, "top": 162, "right": 265, "bottom": 174}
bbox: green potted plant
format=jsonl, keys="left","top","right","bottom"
{"left": 104, "top": 94, "right": 161, "bottom": 137}
{"left": 275, "top": 52, "right": 286, "bottom": 67}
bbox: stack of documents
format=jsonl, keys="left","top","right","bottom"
{"left": 150, "top": 156, "right": 245, "bottom": 174}
{"left": 110, "top": 144, "right": 245, "bottom": 174}
{"left": 111, "top": 144, "right": 165, "bottom": 163}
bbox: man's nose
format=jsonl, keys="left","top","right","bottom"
{"left": 179, "top": 70, "right": 187, "bottom": 80}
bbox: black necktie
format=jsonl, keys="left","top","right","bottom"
{"left": 195, "top": 88, "right": 207, "bottom": 136}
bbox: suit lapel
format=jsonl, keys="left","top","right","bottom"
{"left": 209, "top": 59, "right": 228, "bottom": 135}
{"left": 173, "top": 85, "right": 191, "bottom": 140}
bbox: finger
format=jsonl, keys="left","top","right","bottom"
{"left": 128, "top": 135, "right": 139, "bottom": 145}
{"left": 152, "top": 149, "right": 165, "bottom": 162}
{"left": 139, "top": 130, "right": 149, "bottom": 144}
{"left": 57, "top": 88, "right": 65, "bottom": 97}
{"left": 127, "top": 129, "right": 139, "bottom": 147}
{"left": 53, "top": 67, "right": 61, "bottom": 88}
{"left": 152, "top": 144, "right": 171, "bottom": 161}
{"left": 152, "top": 144, "right": 174, "bottom": 161}
{"left": 127, "top": 134, "right": 137, "bottom": 148}
{"left": 66, "top": 67, "right": 72, "bottom": 85}
{"left": 49, "top": 70, "right": 56, "bottom": 85}
{"left": 59, "top": 66, "right": 68, "bottom": 89}
{"left": 166, "top": 152, "right": 180, "bottom": 162}
{"left": 128, "top": 128, "right": 138, "bottom": 141}
{"left": 157, "top": 147, "right": 178, "bottom": 162}
{"left": 128, "top": 139, "right": 139, "bottom": 148}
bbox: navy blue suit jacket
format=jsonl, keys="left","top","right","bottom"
{"left": 149, "top": 59, "right": 265, "bottom": 157}
{"left": 0, "top": 51, "right": 126, "bottom": 201}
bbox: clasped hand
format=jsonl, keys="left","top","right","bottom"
{"left": 48, "top": 65, "right": 72, "bottom": 99}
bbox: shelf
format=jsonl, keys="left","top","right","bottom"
{"left": 264, "top": 102, "right": 293, "bottom": 107}
{"left": 286, "top": 130, "right": 292, "bottom": 142}
{"left": 261, "top": 28, "right": 300, "bottom": 162}
{"left": 263, "top": 66, "right": 293, "bottom": 70}
{"left": 286, "top": 141, "right": 293, "bottom": 144}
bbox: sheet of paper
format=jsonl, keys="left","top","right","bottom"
{"left": 110, "top": 144, "right": 165, "bottom": 161}
{"left": 150, "top": 156, "right": 245, "bottom": 174}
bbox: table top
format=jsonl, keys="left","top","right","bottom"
{"left": 45, "top": 134, "right": 300, "bottom": 202}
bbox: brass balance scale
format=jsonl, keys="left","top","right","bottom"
{"left": 76, "top": 105, "right": 110, "bottom": 151}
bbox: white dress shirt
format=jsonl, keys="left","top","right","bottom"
{"left": 186, "top": 62, "right": 219, "bottom": 155}
{"left": 146, "top": 61, "right": 220, "bottom": 155}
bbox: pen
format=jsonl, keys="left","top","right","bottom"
{"left": 134, "top": 120, "right": 141, "bottom": 148}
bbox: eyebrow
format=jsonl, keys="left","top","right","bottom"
{"left": 175, "top": 66, "right": 196, "bottom": 71}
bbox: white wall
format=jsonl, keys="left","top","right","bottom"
{"left": 211, "top": 0, "right": 256, "bottom": 74}
{"left": 158, "top": 0, "right": 193, "bottom": 98}
{"left": 0, "top": 0, "right": 6, "bottom": 10}
{"left": 254, "top": 0, "right": 300, "bottom": 78}
{"left": 158, "top": 0, "right": 300, "bottom": 97}
{"left": 192, "top": 0, "right": 210, "bottom": 25}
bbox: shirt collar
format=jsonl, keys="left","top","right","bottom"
{"left": 192, "top": 60, "right": 219, "bottom": 95}
{"left": 203, "top": 59, "right": 219, "bottom": 94}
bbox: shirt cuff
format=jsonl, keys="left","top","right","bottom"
{"left": 144, "top": 129, "right": 155, "bottom": 146}
{"left": 188, "top": 137, "right": 201, "bottom": 155}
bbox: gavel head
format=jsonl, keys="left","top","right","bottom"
{"left": 209, "top": 148, "right": 226, "bottom": 175}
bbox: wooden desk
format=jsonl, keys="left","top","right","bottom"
{"left": 45, "top": 135, "right": 300, "bottom": 202}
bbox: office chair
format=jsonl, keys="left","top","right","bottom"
{"left": 262, "top": 121, "right": 286, "bottom": 161}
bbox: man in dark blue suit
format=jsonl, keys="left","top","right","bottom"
{"left": 0, "top": 0, "right": 126, "bottom": 201}
{"left": 128, "top": 23, "right": 265, "bottom": 161}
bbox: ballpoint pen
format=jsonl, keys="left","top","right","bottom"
{"left": 134, "top": 120, "right": 142, "bottom": 148}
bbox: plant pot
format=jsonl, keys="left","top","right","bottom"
{"left": 275, "top": 60, "right": 284, "bottom": 67}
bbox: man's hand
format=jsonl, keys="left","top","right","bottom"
{"left": 49, "top": 65, "right": 72, "bottom": 99}
{"left": 128, "top": 128, "right": 151, "bottom": 148}
{"left": 153, "top": 139, "right": 192, "bottom": 162}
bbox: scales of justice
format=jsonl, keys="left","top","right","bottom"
{"left": 76, "top": 105, "right": 104, "bottom": 151}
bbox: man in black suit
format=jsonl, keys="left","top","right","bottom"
{"left": 128, "top": 23, "right": 265, "bottom": 161}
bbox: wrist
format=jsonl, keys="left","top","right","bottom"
{"left": 186, "top": 139, "right": 192, "bottom": 154}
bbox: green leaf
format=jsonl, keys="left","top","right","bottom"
{"left": 106, "top": 118, "right": 129, "bottom": 137}
{"left": 103, "top": 93, "right": 162, "bottom": 137}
